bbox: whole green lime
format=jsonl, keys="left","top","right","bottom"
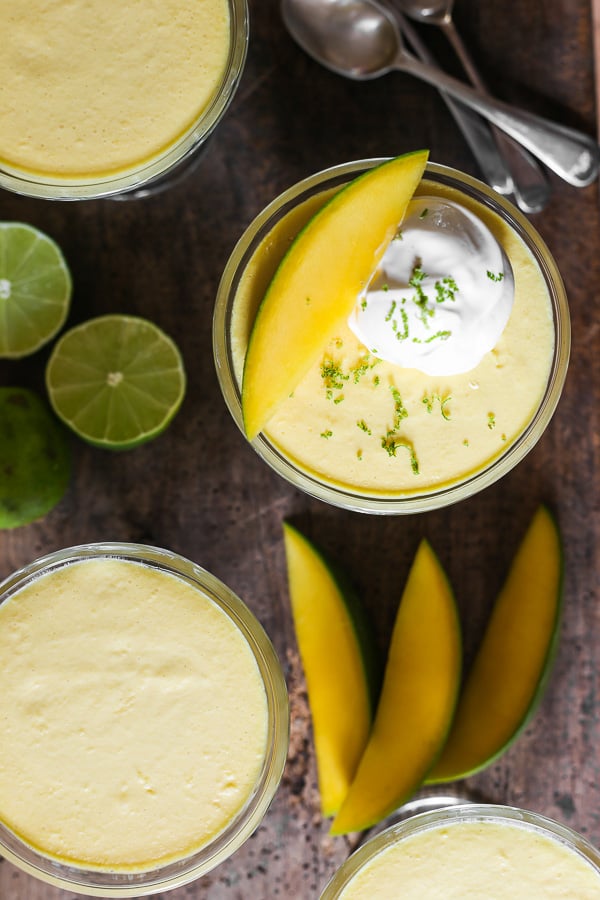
{"left": 0, "top": 387, "right": 71, "bottom": 528}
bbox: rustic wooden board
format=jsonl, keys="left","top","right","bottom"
{"left": 0, "top": 1, "right": 599, "bottom": 897}
{"left": 595, "top": 0, "right": 600, "bottom": 133}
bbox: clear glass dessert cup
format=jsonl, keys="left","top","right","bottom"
{"left": 0, "top": 542, "right": 289, "bottom": 896}
{"left": 213, "top": 159, "right": 570, "bottom": 514}
{"left": 0, "top": 0, "right": 248, "bottom": 201}
{"left": 319, "top": 804, "right": 600, "bottom": 898}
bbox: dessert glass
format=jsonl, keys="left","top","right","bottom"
{"left": 0, "top": 542, "right": 289, "bottom": 896}
{"left": 213, "top": 159, "right": 570, "bottom": 514}
{"left": 320, "top": 804, "right": 600, "bottom": 897}
{"left": 0, "top": 0, "right": 248, "bottom": 201}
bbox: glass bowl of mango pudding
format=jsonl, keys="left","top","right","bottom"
{"left": 213, "top": 155, "right": 570, "bottom": 514}
{"left": 0, "top": 543, "right": 289, "bottom": 896}
{"left": 0, "top": 0, "right": 248, "bottom": 199}
{"left": 319, "top": 804, "right": 600, "bottom": 898}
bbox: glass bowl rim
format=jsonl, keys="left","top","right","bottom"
{"left": 0, "top": 541, "right": 289, "bottom": 896}
{"left": 213, "top": 157, "right": 571, "bottom": 515}
{"left": 0, "top": 0, "right": 249, "bottom": 200}
{"left": 319, "top": 802, "right": 600, "bottom": 897}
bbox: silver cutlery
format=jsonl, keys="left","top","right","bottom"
{"left": 395, "top": 0, "right": 551, "bottom": 212}
{"left": 281, "top": 0, "right": 599, "bottom": 188}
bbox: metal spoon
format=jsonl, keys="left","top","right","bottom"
{"left": 397, "top": 13, "right": 514, "bottom": 198}
{"left": 395, "top": 0, "right": 551, "bottom": 212}
{"left": 281, "top": 0, "right": 599, "bottom": 188}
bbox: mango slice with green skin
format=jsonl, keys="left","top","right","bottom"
{"left": 242, "top": 150, "right": 429, "bottom": 440}
{"left": 0, "top": 387, "right": 71, "bottom": 528}
{"left": 331, "top": 539, "right": 461, "bottom": 835}
{"left": 283, "top": 522, "right": 380, "bottom": 817}
{"left": 427, "top": 505, "right": 562, "bottom": 784}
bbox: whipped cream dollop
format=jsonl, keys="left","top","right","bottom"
{"left": 348, "top": 196, "right": 515, "bottom": 376}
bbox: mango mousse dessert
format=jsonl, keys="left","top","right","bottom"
{"left": 0, "top": 544, "right": 288, "bottom": 895}
{"left": 214, "top": 154, "right": 570, "bottom": 513}
{"left": 320, "top": 806, "right": 600, "bottom": 899}
{"left": 0, "top": 0, "right": 247, "bottom": 196}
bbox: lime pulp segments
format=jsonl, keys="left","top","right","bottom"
{"left": 45, "top": 315, "right": 186, "bottom": 449}
{"left": 0, "top": 222, "right": 72, "bottom": 357}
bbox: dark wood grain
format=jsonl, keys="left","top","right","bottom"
{"left": 1, "top": 0, "right": 599, "bottom": 897}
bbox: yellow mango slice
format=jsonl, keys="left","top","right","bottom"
{"left": 331, "top": 540, "right": 461, "bottom": 835}
{"left": 283, "top": 522, "right": 379, "bottom": 817}
{"left": 427, "top": 505, "right": 562, "bottom": 783}
{"left": 242, "top": 150, "right": 429, "bottom": 439}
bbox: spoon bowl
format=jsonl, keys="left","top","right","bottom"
{"left": 283, "top": 0, "right": 400, "bottom": 77}
{"left": 398, "top": 0, "right": 453, "bottom": 25}
{"left": 396, "top": 0, "right": 551, "bottom": 213}
{"left": 281, "top": 0, "right": 599, "bottom": 187}
{"left": 283, "top": 0, "right": 402, "bottom": 76}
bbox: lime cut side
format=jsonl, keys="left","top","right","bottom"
{"left": 0, "top": 222, "right": 72, "bottom": 358}
{"left": 46, "top": 315, "right": 186, "bottom": 449}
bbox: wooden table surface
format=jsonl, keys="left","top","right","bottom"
{"left": 1, "top": 1, "right": 599, "bottom": 897}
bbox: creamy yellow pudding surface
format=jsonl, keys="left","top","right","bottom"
{"left": 0, "top": 0, "right": 230, "bottom": 178}
{"left": 336, "top": 820, "right": 600, "bottom": 899}
{"left": 232, "top": 180, "right": 554, "bottom": 496}
{"left": 0, "top": 559, "right": 269, "bottom": 871}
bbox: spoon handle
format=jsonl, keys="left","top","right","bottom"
{"left": 397, "top": 15, "right": 513, "bottom": 197}
{"left": 399, "top": 54, "right": 599, "bottom": 187}
{"left": 439, "top": 20, "right": 551, "bottom": 213}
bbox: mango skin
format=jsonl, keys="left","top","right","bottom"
{"left": 242, "top": 151, "right": 429, "bottom": 439}
{"left": 283, "top": 522, "right": 380, "bottom": 817}
{"left": 331, "top": 539, "right": 461, "bottom": 835}
{"left": 427, "top": 505, "right": 563, "bottom": 783}
{"left": 0, "top": 387, "right": 71, "bottom": 528}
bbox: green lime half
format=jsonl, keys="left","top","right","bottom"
{"left": 0, "top": 387, "right": 71, "bottom": 529}
{"left": 0, "top": 222, "right": 72, "bottom": 358}
{"left": 45, "top": 315, "right": 186, "bottom": 450}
